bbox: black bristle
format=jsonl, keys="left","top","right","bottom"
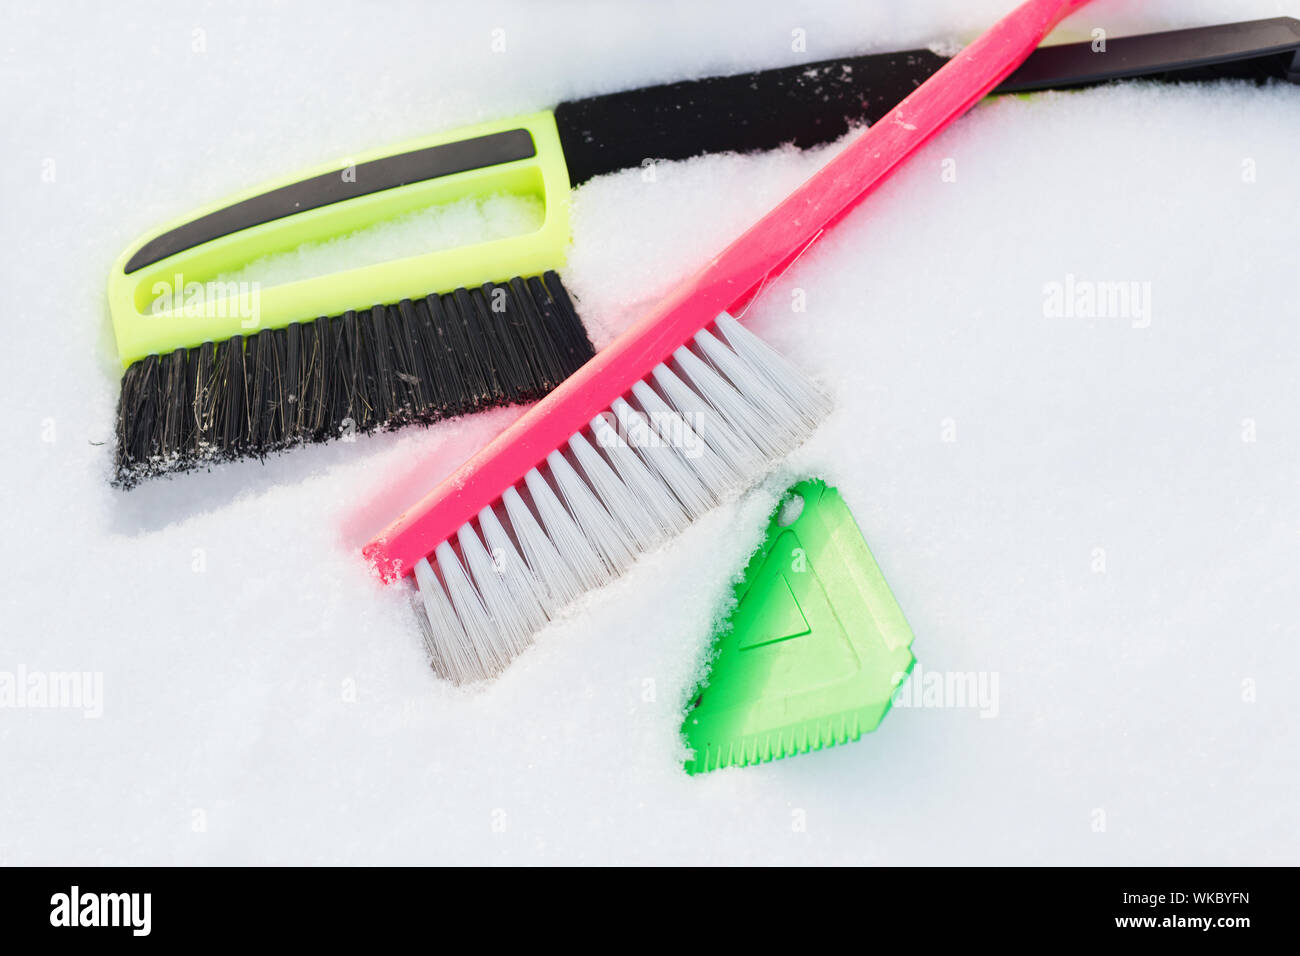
{"left": 113, "top": 357, "right": 147, "bottom": 480}
{"left": 268, "top": 327, "right": 289, "bottom": 448}
{"left": 437, "top": 291, "right": 490, "bottom": 407}
{"left": 256, "top": 326, "right": 286, "bottom": 451}
{"left": 383, "top": 303, "right": 420, "bottom": 424}
{"left": 112, "top": 273, "right": 595, "bottom": 487}
{"left": 136, "top": 353, "right": 163, "bottom": 465}
{"left": 157, "top": 347, "right": 188, "bottom": 465}
{"left": 283, "top": 322, "right": 303, "bottom": 445}
{"left": 305, "top": 316, "right": 330, "bottom": 440}
{"left": 193, "top": 340, "right": 218, "bottom": 457}
{"left": 221, "top": 334, "right": 248, "bottom": 457}
{"left": 452, "top": 287, "right": 504, "bottom": 404}
{"left": 529, "top": 273, "right": 592, "bottom": 374}
{"left": 508, "top": 276, "right": 567, "bottom": 391}
{"left": 543, "top": 269, "right": 592, "bottom": 370}
{"left": 473, "top": 285, "right": 535, "bottom": 403}
{"left": 441, "top": 293, "right": 488, "bottom": 408}
{"left": 336, "top": 310, "right": 368, "bottom": 435}
{"left": 247, "top": 329, "right": 270, "bottom": 452}
{"left": 390, "top": 301, "right": 431, "bottom": 420}
{"left": 244, "top": 331, "right": 266, "bottom": 455}
{"left": 551, "top": 277, "right": 597, "bottom": 372}
{"left": 208, "top": 340, "right": 230, "bottom": 457}
{"left": 328, "top": 314, "right": 351, "bottom": 437}
{"left": 414, "top": 296, "right": 458, "bottom": 417}
{"left": 361, "top": 305, "right": 397, "bottom": 427}
{"left": 182, "top": 346, "right": 199, "bottom": 453}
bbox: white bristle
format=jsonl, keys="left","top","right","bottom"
{"left": 413, "top": 557, "right": 476, "bottom": 683}
{"left": 591, "top": 413, "right": 689, "bottom": 534}
{"left": 546, "top": 450, "right": 636, "bottom": 573}
{"left": 477, "top": 506, "right": 550, "bottom": 629}
{"left": 524, "top": 467, "right": 608, "bottom": 591}
{"left": 692, "top": 327, "right": 803, "bottom": 440}
{"left": 433, "top": 543, "right": 508, "bottom": 679}
{"left": 568, "top": 432, "right": 663, "bottom": 551}
{"left": 502, "top": 486, "right": 578, "bottom": 610}
{"left": 715, "top": 311, "right": 832, "bottom": 424}
{"left": 457, "top": 522, "right": 533, "bottom": 658}
{"left": 649, "top": 364, "right": 764, "bottom": 476}
{"left": 611, "top": 398, "right": 715, "bottom": 519}
{"left": 629, "top": 381, "right": 738, "bottom": 497}
{"left": 413, "top": 315, "right": 830, "bottom": 683}
{"left": 672, "top": 345, "right": 792, "bottom": 458}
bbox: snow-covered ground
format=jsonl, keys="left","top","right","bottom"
{"left": 2, "top": 0, "right": 1297, "bottom": 865}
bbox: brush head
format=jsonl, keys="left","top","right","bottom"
{"left": 112, "top": 272, "right": 593, "bottom": 487}
{"left": 109, "top": 112, "right": 578, "bottom": 487}
{"left": 407, "top": 313, "right": 832, "bottom": 684}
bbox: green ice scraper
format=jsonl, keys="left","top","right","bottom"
{"left": 682, "top": 479, "right": 916, "bottom": 774}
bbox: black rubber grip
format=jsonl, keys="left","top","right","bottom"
{"left": 555, "top": 17, "right": 1300, "bottom": 185}
{"left": 554, "top": 50, "right": 948, "bottom": 187}
{"left": 124, "top": 128, "right": 537, "bottom": 274}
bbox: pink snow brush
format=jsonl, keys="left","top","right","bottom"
{"left": 364, "top": 0, "right": 1092, "bottom": 682}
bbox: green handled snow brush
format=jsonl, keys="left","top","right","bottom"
{"left": 109, "top": 112, "right": 589, "bottom": 488}
{"left": 682, "top": 480, "right": 916, "bottom": 773}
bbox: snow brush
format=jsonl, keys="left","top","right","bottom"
{"left": 109, "top": 16, "right": 1297, "bottom": 489}
{"left": 110, "top": 114, "right": 592, "bottom": 488}
{"left": 364, "top": 0, "right": 1094, "bottom": 684}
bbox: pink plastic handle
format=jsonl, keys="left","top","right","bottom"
{"left": 365, "top": 0, "right": 1092, "bottom": 580}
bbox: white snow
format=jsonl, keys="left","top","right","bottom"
{"left": 216, "top": 193, "right": 545, "bottom": 296}
{"left": 1, "top": 0, "right": 1298, "bottom": 864}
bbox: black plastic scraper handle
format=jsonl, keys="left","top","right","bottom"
{"left": 999, "top": 15, "right": 1300, "bottom": 91}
